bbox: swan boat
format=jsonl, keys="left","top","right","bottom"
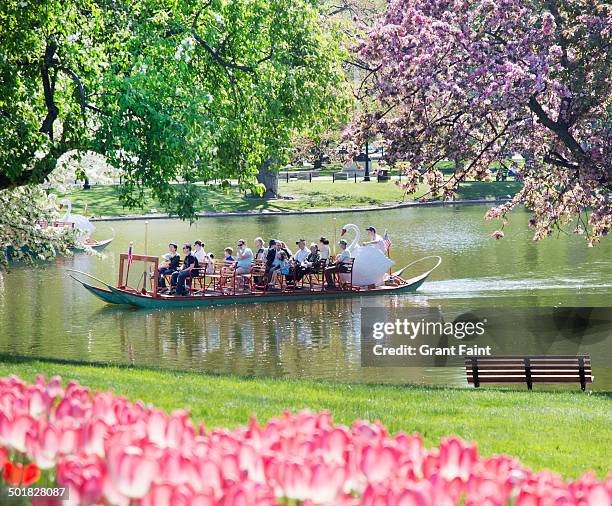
{"left": 58, "top": 199, "right": 114, "bottom": 251}
{"left": 69, "top": 253, "right": 442, "bottom": 309}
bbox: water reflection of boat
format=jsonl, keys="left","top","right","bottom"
{"left": 69, "top": 254, "right": 441, "bottom": 309}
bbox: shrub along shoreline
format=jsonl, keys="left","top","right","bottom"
{"left": 0, "top": 356, "right": 609, "bottom": 479}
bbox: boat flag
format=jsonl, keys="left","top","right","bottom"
{"left": 383, "top": 230, "right": 391, "bottom": 252}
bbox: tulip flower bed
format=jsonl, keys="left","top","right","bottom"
{"left": 1, "top": 375, "right": 611, "bottom": 505}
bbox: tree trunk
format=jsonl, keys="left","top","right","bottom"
{"left": 256, "top": 159, "right": 279, "bottom": 198}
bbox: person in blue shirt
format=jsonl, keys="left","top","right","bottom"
{"left": 235, "top": 239, "right": 253, "bottom": 274}
{"left": 224, "top": 247, "right": 235, "bottom": 262}
{"left": 270, "top": 251, "right": 289, "bottom": 287}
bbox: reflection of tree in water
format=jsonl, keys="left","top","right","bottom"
{"left": 107, "top": 299, "right": 364, "bottom": 379}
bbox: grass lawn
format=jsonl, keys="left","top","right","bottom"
{"left": 60, "top": 180, "right": 522, "bottom": 217}
{"left": 1, "top": 357, "right": 609, "bottom": 479}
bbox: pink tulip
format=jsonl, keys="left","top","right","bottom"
{"left": 141, "top": 483, "right": 175, "bottom": 506}
{"left": 45, "top": 375, "right": 65, "bottom": 399}
{"left": 322, "top": 427, "right": 351, "bottom": 464}
{"left": 238, "top": 444, "right": 265, "bottom": 483}
{"left": 361, "top": 445, "right": 398, "bottom": 483}
{"left": 57, "top": 454, "right": 105, "bottom": 506}
{"left": 220, "top": 481, "right": 275, "bottom": 506}
{"left": 82, "top": 419, "right": 108, "bottom": 457}
{"left": 146, "top": 408, "right": 168, "bottom": 447}
{"left": 57, "top": 421, "right": 82, "bottom": 455}
{"left": 29, "top": 385, "right": 53, "bottom": 418}
{"left": 309, "top": 462, "right": 347, "bottom": 503}
{"left": 587, "top": 485, "right": 612, "bottom": 506}
{"left": 438, "top": 437, "right": 478, "bottom": 482}
{"left": 106, "top": 444, "right": 158, "bottom": 499}
{"left": 26, "top": 420, "right": 61, "bottom": 469}
{"left": 1, "top": 375, "right": 611, "bottom": 506}
{"left": 0, "top": 412, "right": 35, "bottom": 453}
{"left": 166, "top": 409, "right": 195, "bottom": 449}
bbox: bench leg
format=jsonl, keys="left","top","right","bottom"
{"left": 524, "top": 358, "right": 533, "bottom": 390}
{"left": 578, "top": 357, "right": 586, "bottom": 391}
{"left": 470, "top": 358, "right": 480, "bottom": 388}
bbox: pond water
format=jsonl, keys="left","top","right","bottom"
{"left": 1, "top": 204, "right": 610, "bottom": 388}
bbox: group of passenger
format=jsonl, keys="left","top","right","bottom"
{"left": 156, "top": 233, "right": 363, "bottom": 295}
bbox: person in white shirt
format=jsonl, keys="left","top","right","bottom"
{"left": 325, "top": 239, "right": 351, "bottom": 289}
{"left": 193, "top": 240, "right": 207, "bottom": 263}
{"left": 254, "top": 237, "right": 267, "bottom": 260}
{"left": 319, "top": 237, "right": 330, "bottom": 260}
{"left": 193, "top": 240, "right": 209, "bottom": 277}
{"left": 362, "top": 226, "right": 386, "bottom": 254}
{"left": 293, "top": 239, "right": 309, "bottom": 264}
{"left": 235, "top": 239, "right": 253, "bottom": 274}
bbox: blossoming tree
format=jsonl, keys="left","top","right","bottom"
{"left": 346, "top": 0, "right": 610, "bottom": 243}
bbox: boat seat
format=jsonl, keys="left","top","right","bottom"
{"left": 189, "top": 264, "right": 210, "bottom": 295}
{"left": 300, "top": 258, "right": 327, "bottom": 291}
{"left": 238, "top": 259, "right": 267, "bottom": 291}
{"left": 336, "top": 258, "right": 358, "bottom": 291}
{"left": 205, "top": 260, "right": 237, "bottom": 294}
{"left": 277, "top": 267, "right": 297, "bottom": 291}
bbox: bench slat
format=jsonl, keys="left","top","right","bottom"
{"left": 468, "top": 374, "right": 593, "bottom": 380}
{"left": 468, "top": 377, "right": 593, "bottom": 384}
{"left": 467, "top": 372, "right": 587, "bottom": 376}
{"left": 465, "top": 355, "right": 590, "bottom": 359}
{"left": 465, "top": 365, "right": 591, "bottom": 371}
{"left": 465, "top": 359, "right": 591, "bottom": 365}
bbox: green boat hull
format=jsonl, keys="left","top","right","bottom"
{"left": 105, "top": 273, "right": 429, "bottom": 309}
{"left": 72, "top": 256, "right": 441, "bottom": 309}
{"left": 82, "top": 282, "right": 128, "bottom": 305}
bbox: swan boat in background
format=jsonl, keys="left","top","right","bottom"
{"left": 37, "top": 199, "right": 114, "bottom": 251}
{"left": 68, "top": 252, "right": 442, "bottom": 309}
{"left": 59, "top": 198, "right": 96, "bottom": 241}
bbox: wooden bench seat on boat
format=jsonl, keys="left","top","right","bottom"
{"left": 336, "top": 258, "right": 359, "bottom": 291}
{"left": 299, "top": 258, "right": 327, "bottom": 290}
{"left": 203, "top": 259, "right": 237, "bottom": 293}
{"left": 237, "top": 259, "right": 266, "bottom": 291}
{"left": 465, "top": 355, "right": 593, "bottom": 391}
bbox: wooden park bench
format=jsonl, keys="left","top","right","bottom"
{"left": 465, "top": 355, "right": 593, "bottom": 391}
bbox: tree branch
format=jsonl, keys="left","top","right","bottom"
{"left": 528, "top": 95, "right": 587, "bottom": 166}
{"left": 57, "top": 65, "right": 87, "bottom": 128}
{"left": 191, "top": 8, "right": 256, "bottom": 73}
{"left": 39, "top": 39, "right": 59, "bottom": 140}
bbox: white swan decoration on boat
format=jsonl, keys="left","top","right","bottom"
{"left": 341, "top": 223, "right": 395, "bottom": 286}
{"left": 59, "top": 198, "right": 95, "bottom": 241}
